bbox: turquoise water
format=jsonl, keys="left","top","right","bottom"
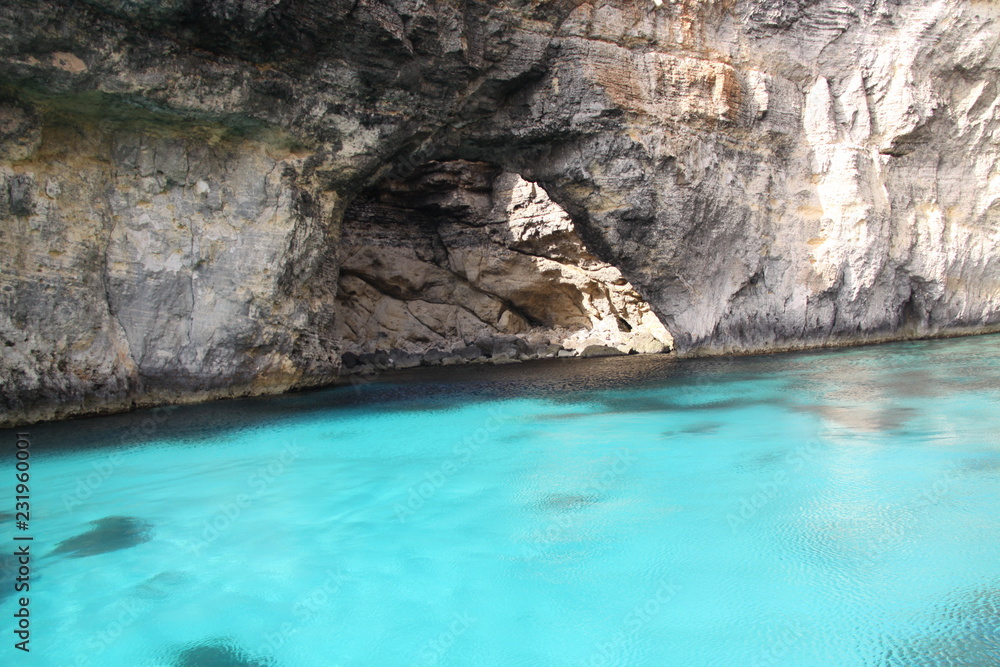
{"left": 3, "top": 335, "right": 1000, "bottom": 666}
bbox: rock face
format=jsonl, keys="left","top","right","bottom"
{"left": 2, "top": 0, "right": 999, "bottom": 424}
{"left": 1, "top": 116, "right": 338, "bottom": 424}
{"left": 335, "top": 160, "right": 672, "bottom": 373}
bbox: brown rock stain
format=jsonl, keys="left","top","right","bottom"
{"left": 51, "top": 52, "right": 87, "bottom": 73}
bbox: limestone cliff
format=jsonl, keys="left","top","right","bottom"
{"left": 335, "top": 160, "right": 671, "bottom": 373}
{"left": 1, "top": 0, "right": 999, "bottom": 425}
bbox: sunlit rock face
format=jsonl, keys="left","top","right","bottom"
{"left": 473, "top": 0, "right": 1000, "bottom": 354}
{"left": 2, "top": 0, "right": 999, "bottom": 424}
{"left": 334, "top": 160, "right": 672, "bottom": 373}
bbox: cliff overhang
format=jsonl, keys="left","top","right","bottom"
{"left": 2, "top": 0, "right": 1000, "bottom": 425}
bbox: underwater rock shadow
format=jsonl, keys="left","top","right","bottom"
{"left": 539, "top": 394, "right": 787, "bottom": 420}
{"left": 49, "top": 516, "right": 153, "bottom": 559}
{"left": 536, "top": 493, "right": 602, "bottom": 513}
{"left": 597, "top": 395, "right": 773, "bottom": 414}
{"left": 663, "top": 421, "right": 724, "bottom": 436}
{"left": 132, "top": 570, "right": 191, "bottom": 601}
{"left": 171, "top": 637, "right": 276, "bottom": 667}
{"left": 731, "top": 448, "right": 788, "bottom": 474}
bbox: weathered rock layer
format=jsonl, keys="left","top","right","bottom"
{"left": 2, "top": 0, "right": 999, "bottom": 425}
{"left": 335, "top": 160, "right": 671, "bottom": 373}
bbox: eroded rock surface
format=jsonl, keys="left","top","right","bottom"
{"left": 2, "top": 0, "right": 999, "bottom": 425}
{"left": 335, "top": 160, "right": 672, "bottom": 373}
{"left": 1, "top": 119, "right": 337, "bottom": 424}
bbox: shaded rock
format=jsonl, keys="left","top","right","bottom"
{"left": 389, "top": 349, "right": 422, "bottom": 369}
{"left": 7, "top": 174, "right": 34, "bottom": 217}
{"left": 453, "top": 345, "right": 483, "bottom": 361}
{"left": 536, "top": 344, "right": 564, "bottom": 358}
{"left": 0, "top": 102, "right": 41, "bottom": 161}
{"left": 421, "top": 349, "right": 447, "bottom": 366}
{"left": 581, "top": 345, "right": 626, "bottom": 358}
{"left": 473, "top": 336, "right": 495, "bottom": 357}
{"left": 525, "top": 333, "right": 552, "bottom": 347}
{"left": 331, "top": 166, "right": 675, "bottom": 374}
{"left": 492, "top": 336, "right": 526, "bottom": 359}
{"left": 491, "top": 353, "right": 521, "bottom": 365}
{"left": 371, "top": 351, "right": 390, "bottom": 370}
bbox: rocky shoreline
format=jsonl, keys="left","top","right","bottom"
{"left": 339, "top": 332, "right": 668, "bottom": 377}
{"left": 3, "top": 0, "right": 999, "bottom": 426}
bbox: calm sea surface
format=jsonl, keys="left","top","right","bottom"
{"left": 3, "top": 335, "right": 999, "bottom": 666}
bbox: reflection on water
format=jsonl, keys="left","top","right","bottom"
{"left": 881, "top": 584, "right": 1000, "bottom": 666}
{"left": 0, "top": 333, "right": 998, "bottom": 666}
{"left": 787, "top": 403, "right": 918, "bottom": 433}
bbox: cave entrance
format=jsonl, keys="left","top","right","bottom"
{"left": 334, "top": 160, "right": 672, "bottom": 374}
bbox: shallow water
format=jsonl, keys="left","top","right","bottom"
{"left": 3, "top": 335, "right": 1000, "bottom": 666}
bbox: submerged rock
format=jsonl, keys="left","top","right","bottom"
{"left": 172, "top": 638, "right": 274, "bottom": 667}
{"left": 132, "top": 571, "right": 190, "bottom": 601}
{"left": 49, "top": 516, "right": 153, "bottom": 559}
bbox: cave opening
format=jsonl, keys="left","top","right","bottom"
{"left": 334, "top": 160, "right": 673, "bottom": 374}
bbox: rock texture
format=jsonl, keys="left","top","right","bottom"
{"left": 2, "top": 0, "right": 999, "bottom": 424}
{"left": 478, "top": 0, "right": 1000, "bottom": 354}
{"left": 1, "top": 114, "right": 337, "bottom": 424}
{"left": 335, "top": 160, "right": 671, "bottom": 373}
